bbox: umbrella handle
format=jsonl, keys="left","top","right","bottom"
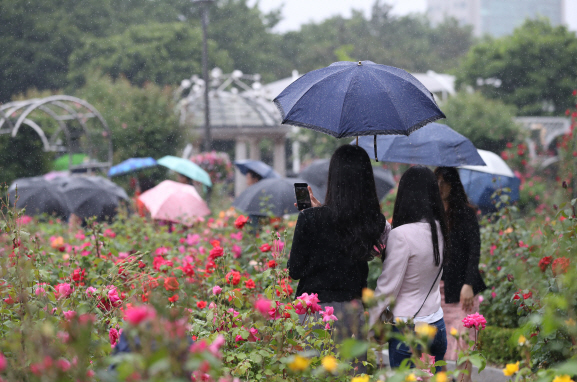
{"left": 356, "top": 136, "right": 358, "bottom": 146}
{"left": 374, "top": 135, "right": 378, "bottom": 162}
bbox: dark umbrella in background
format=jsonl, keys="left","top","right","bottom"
{"left": 299, "top": 159, "right": 395, "bottom": 202}
{"left": 8, "top": 177, "right": 70, "bottom": 218}
{"left": 234, "top": 160, "right": 280, "bottom": 179}
{"left": 352, "top": 123, "right": 486, "bottom": 167}
{"left": 55, "top": 176, "right": 129, "bottom": 221}
{"left": 274, "top": 60, "right": 445, "bottom": 159}
{"left": 233, "top": 178, "right": 322, "bottom": 216}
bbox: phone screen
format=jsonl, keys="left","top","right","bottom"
{"left": 294, "top": 183, "right": 312, "bottom": 211}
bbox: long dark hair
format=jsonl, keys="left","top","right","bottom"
{"left": 434, "top": 167, "right": 476, "bottom": 230}
{"left": 324, "top": 145, "right": 387, "bottom": 261}
{"left": 392, "top": 166, "right": 448, "bottom": 266}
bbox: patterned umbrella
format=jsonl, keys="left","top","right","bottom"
{"left": 108, "top": 157, "right": 157, "bottom": 177}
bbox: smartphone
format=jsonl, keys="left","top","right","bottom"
{"left": 294, "top": 183, "right": 312, "bottom": 211}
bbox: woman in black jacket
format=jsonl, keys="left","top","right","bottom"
{"left": 435, "top": 167, "right": 487, "bottom": 379}
{"left": 289, "top": 145, "right": 389, "bottom": 374}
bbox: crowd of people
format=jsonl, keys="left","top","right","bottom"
{"left": 289, "top": 145, "right": 486, "bottom": 379}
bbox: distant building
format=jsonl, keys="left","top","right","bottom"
{"left": 427, "top": 0, "right": 565, "bottom": 37}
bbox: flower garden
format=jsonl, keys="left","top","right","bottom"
{"left": 1, "top": 105, "right": 577, "bottom": 382}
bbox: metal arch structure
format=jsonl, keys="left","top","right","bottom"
{"left": 0, "top": 95, "right": 112, "bottom": 170}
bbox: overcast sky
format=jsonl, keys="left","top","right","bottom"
{"left": 252, "top": 0, "right": 577, "bottom": 32}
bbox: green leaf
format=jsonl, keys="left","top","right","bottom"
{"left": 339, "top": 338, "right": 369, "bottom": 360}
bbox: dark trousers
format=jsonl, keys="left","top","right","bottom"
{"left": 388, "top": 318, "right": 447, "bottom": 373}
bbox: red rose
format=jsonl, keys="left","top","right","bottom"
{"left": 523, "top": 291, "right": 532, "bottom": 299}
{"left": 552, "top": 257, "right": 570, "bottom": 276}
{"left": 138, "top": 261, "right": 146, "bottom": 269}
{"left": 245, "top": 279, "right": 256, "bottom": 289}
{"left": 573, "top": 90, "right": 577, "bottom": 96}
{"left": 225, "top": 271, "right": 241, "bottom": 286}
{"left": 234, "top": 215, "right": 249, "bottom": 229}
{"left": 267, "top": 260, "right": 277, "bottom": 269}
{"left": 276, "top": 278, "right": 293, "bottom": 297}
{"left": 209, "top": 246, "right": 224, "bottom": 260}
{"left": 197, "top": 301, "right": 207, "bottom": 309}
{"left": 72, "top": 268, "right": 85, "bottom": 283}
{"left": 506, "top": 142, "right": 513, "bottom": 148}
{"left": 513, "top": 293, "right": 520, "bottom": 300}
{"left": 179, "top": 263, "right": 195, "bottom": 277}
{"left": 538, "top": 256, "right": 552, "bottom": 272}
{"left": 163, "top": 277, "right": 180, "bottom": 291}
{"left": 168, "top": 294, "right": 179, "bottom": 303}
{"left": 260, "top": 244, "right": 272, "bottom": 252}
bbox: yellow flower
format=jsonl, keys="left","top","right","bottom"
{"left": 450, "top": 327, "right": 458, "bottom": 336}
{"left": 502, "top": 361, "right": 520, "bottom": 376}
{"left": 415, "top": 323, "right": 438, "bottom": 339}
{"left": 288, "top": 355, "right": 310, "bottom": 371}
{"left": 435, "top": 372, "right": 448, "bottom": 382}
{"left": 552, "top": 375, "right": 574, "bottom": 382}
{"left": 518, "top": 335, "right": 527, "bottom": 346}
{"left": 362, "top": 288, "right": 375, "bottom": 303}
{"left": 405, "top": 373, "right": 417, "bottom": 382}
{"left": 351, "top": 375, "right": 370, "bottom": 382}
{"left": 566, "top": 318, "right": 576, "bottom": 327}
{"left": 322, "top": 356, "right": 338, "bottom": 373}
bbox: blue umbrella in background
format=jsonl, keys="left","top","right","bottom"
{"left": 352, "top": 123, "right": 485, "bottom": 167}
{"left": 274, "top": 61, "right": 445, "bottom": 143}
{"left": 108, "top": 157, "right": 157, "bottom": 177}
{"left": 157, "top": 156, "right": 212, "bottom": 187}
{"left": 458, "top": 150, "right": 520, "bottom": 213}
{"left": 234, "top": 160, "right": 280, "bottom": 179}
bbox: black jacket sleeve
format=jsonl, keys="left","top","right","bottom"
{"left": 288, "top": 211, "right": 310, "bottom": 280}
{"left": 464, "top": 209, "right": 481, "bottom": 287}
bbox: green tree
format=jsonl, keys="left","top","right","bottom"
{"left": 68, "top": 23, "right": 233, "bottom": 88}
{"left": 74, "top": 73, "right": 185, "bottom": 163}
{"left": 0, "top": 126, "right": 52, "bottom": 185}
{"left": 440, "top": 91, "right": 520, "bottom": 153}
{"left": 456, "top": 19, "right": 577, "bottom": 115}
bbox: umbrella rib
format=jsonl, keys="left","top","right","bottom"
{"left": 367, "top": 70, "right": 408, "bottom": 132}
{"left": 337, "top": 70, "right": 361, "bottom": 134}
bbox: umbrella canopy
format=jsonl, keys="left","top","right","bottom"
{"left": 8, "top": 177, "right": 69, "bottom": 218}
{"left": 352, "top": 123, "right": 486, "bottom": 167}
{"left": 233, "top": 178, "right": 322, "bottom": 216}
{"left": 299, "top": 159, "right": 395, "bottom": 202}
{"left": 458, "top": 169, "right": 520, "bottom": 213}
{"left": 43, "top": 171, "right": 69, "bottom": 181}
{"left": 460, "top": 149, "right": 515, "bottom": 177}
{"left": 55, "top": 176, "right": 128, "bottom": 221}
{"left": 138, "top": 180, "right": 210, "bottom": 225}
{"left": 108, "top": 157, "right": 157, "bottom": 177}
{"left": 53, "top": 154, "right": 87, "bottom": 171}
{"left": 157, "top": 156, "right": 212, "bottom": 187}
{"left": 273, "top": 60, "right": 445, "bottom": 138}
{"left": 234, "top": 160, "right": 280, "bottom": 179}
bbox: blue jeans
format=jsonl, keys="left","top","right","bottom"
{"left": 388, "top": 318, "right": 447, "bottom": 373}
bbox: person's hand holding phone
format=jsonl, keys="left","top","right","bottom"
{"left": 294, "top": 184, "right": 321, "bottom": 210}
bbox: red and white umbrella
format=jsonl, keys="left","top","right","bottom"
{"left": 138, "top": 180, "right": 210, "bottom": 225}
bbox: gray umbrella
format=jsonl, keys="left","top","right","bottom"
{"left": 8, "top": 176, "right": 70, "bottom": 218}
{"left": 233, "top": 178, "right": 322, "bottom": 216}
{"left": 299, "top": 159, "right": 395, "bottom": 202}
{"left": 54, "top": 176, "right": 128, "bottom": 221}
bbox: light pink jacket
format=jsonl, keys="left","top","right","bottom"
{"left": 369, "top": 221, "right": 444, "bottom": 327}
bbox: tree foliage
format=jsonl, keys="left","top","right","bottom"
{"left": 440, "top": 91, "right": 520, "bottom": 153}
{"left": 456, "top": 19, "right": 577, "bottom": 116}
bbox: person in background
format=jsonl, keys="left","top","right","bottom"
{"left": 289, "top": 145, "right": 390, "bottom": 375}
{"left": 434, "top": 167, "right": 486, "bottom": 380}
{"left": 369, "top": 166, "right": 449, "bottom": 373}
{"left": 246, "top": 169, "right": 263, "bottom": 186}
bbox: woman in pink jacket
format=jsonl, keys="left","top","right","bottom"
{"left": 369, "top": 166, "right": 449, "bottom": 373}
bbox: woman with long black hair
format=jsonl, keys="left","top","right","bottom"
{"left": 289, "top": 144, "right": 389, "bottom": 374}
{"left": 434, "top": 167, "right": 486, "bottom": 380}
{"left": 369, "top": 166, "right": 449, "bottom": 372}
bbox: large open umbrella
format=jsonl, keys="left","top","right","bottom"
{"left": 157, "top": 156, "right": 212, "bottom": 187}
{"left": 299, "top": 159, "right": 395, "bottom": 202}
{"left": 234, "top": 160, "right": 280, "bottom": 179}
{"left": 8, "top": 177, "right": 69, "bottom": 218}
{"left": 274, "top": 61, "right": 445, "bottom": 143}
{"left": 233, "top": 178, "right": 322, "bottom": 216}
{"left": 138, "top": 180, "right": 210, "bottom": 225}
{"left": 108, "top": 157, "right": 157, "bottom": 177}
{"left": 458, "top": 150, "right": 520, "bottom": 213}
{"left": 53, "top": 154, "right": 87, "bottom": 171}
{"left": 55, "top": 176, "right": 128, "bottom": 221}
{"left": 353, "top": 123, "right": 486, "bottom": 167}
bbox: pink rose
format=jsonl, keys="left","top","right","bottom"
{"left": 462, "top": 312, "right": 487, "bottom": 330}
{"left": 86, "top": 287, "right": 97, "bottom": 296}
{"left": 124, "top": 306, "right": 156, "bottom": 325}
{"left": 0, "top": 352, "right": 6, "bottom": 371}
{"left": 213, "top": 285, "right": 222, "bottom": 295}
{"left": 54, "top": 283, "right": 73, "bottom": 299}
{"left": 320, "top": 306, "right": 338, "bottom": 322}
{"left": 63, "top": 310, "right": 76, "bottom": 321}
{"left": 109, "top": 328, "right": 122, "bottom": 347}
{"left": 35, "top": 287, "right": 46, "bottom": 296}
{"left": 255, "top": 298, "right": 271, "bottom": 317}
{"left": 56, "top": 358, "right": 71, "bottom": 372}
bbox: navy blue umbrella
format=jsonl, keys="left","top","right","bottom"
{"left": 352, "top": 123, "right": 486, "bottom": 167}
{"left": 274, "top": 61, "right": 445, "bottom": 139}
{"left": 458, "top": 169, "right": 520, "bottom": 213}
{"left": 108, "top": 157, "right": 157, "bottom": 177}
{"left": 234, "top": 160, "right": 280, "bottom": 179}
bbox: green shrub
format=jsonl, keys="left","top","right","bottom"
{"left": 478, "top": 325, "right": 521, "bottom": 366}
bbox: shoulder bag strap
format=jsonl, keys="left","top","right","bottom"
{"left": 413, "top": 266, "right": 443, "bottom": 319}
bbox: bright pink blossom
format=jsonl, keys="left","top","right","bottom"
{"left": 0, "top": 352, "right": 6, "bottom": 371}
{"left": 124, "top": 305, "right": 156, "bottom": 325}
{"left": 54, "top": 283, "right": 73, "bottom": 299}
{"left": 213, "top": 285, "right": 222, "bottom": 295}
{"left": 186, "top": 234, "right": 200, "bottom": 246}
{"left": 462, "top": 312, "right": 486, "bottom": 330}
{"left": 320, "top": 306, "right": 338, "bottom": 322}
{"left": 294, "top": 293, "right": 322, "bottom": 315}
{"left": 109, "top": 328, "right": 122, "bottom": 347}
{"left": 56, "top": 358, "right": 71, "bottom": 372}
{"left": 63, "top": 310, "right": 76, "bottom": 321}
{"left": 86, "top": 286, "right": 97, "bottom": 296}
{"left": 255, "top": 298, "right": 271, "bottom": 317}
